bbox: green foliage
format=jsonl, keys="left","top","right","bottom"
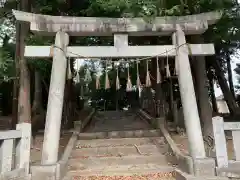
{"left": 0, "top": 0, "right": 239, "bottom": 99}
{"left": 234, "top": 63, "right": 240, "bottom": 91}
{"left": 0, "top": 46, "right": 14, "bottom": 82}
{"left": 26, "top": 35, "right": 53, "bottom": 79}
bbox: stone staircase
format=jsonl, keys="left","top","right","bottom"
{"left": 63, "top": 111, "right": 176, "bottom": 179}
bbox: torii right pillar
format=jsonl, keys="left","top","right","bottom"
{"left": 173, "top": 24, "right": 206, "bottom": 159}
{"left": 172, "top": 25, "right": 218, "bottom": 176}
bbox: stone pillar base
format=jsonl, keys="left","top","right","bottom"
{"left": 193, "top": 158, "right": 216, "bottom": 176}
{"left": 176, "top": 169, "right": 228, "bottom": 180}
{"left": 31, "top": 165, "right": 57, "bottom": 180}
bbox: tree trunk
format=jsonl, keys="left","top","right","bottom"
{"left": 18, "top": 30, "right": 31, "bottom": 123}
{"left": 190, "top": 58, "right": 200, "bottom": 115}
{"left": 31, "top": 70, "right": 45, "bottom": 144}
{"left": 17, "top": 0, "right": 31, "bottom": 123}
{"left": 65, "top": 79, "right": 74, "bottom": 129}
{"left": 168, "top": 79, "right": 174, "bottom": 121}
{"left": 193, "top": 56, "right": 213, "bottom": 136}
{"left": 32, "top": 70, "right": 42, "bottom": 114}
{"left": 227, "top": 56, "right": 235, "bottom": 99}
{"left": 12, "top": 14, "right": 20, "bottom": 128}
{"left": 208, "top": 70, "right": 218, "bottom": 113}
{"left": 212, "top": 57, "right": 238, "bottom": 114}
{"left": 191, "top": 35, "right": 213, "bottom": 139}
{"left": 155, "top": 83, "right": 163, "bottom": 117}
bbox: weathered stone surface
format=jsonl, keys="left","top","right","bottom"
{"left": 41, "top": 31, "right": 69, "bottom": 165}
{"left": 156, "top": 117, "right": 194, "bottom": 174}
{"left": 71, "top": 144, "right": 165, "bottom": 157}
{"left": 0, "top": 168, "right": 27, "bottom": 180}
{"left": 172, "top": 25, "right": 205, "bottom": 159}
{"left": 31, "top": 165, "right": 57, "bottom": 180}
{"left": 13, "top": 10, "right": 221, "bottom": 36}
{"left": 232, "top": 131, "right": 240, "bottom": 161}
{"left": 175, "top": 169, "right": 228, "bottom": 180}
{"left": 193, "top": 158, "right": 215, "bottom": 176}
{"left": 0, "top": 123, "right": 31, "bottom": 179}
{"left": 76, "top": 137, "right": 165, "bottom": 148}
{"left": 16, "top": 123, "right": 31, "bottom": 175}
{"left": 224, "top": 122, "right": 240, "bottom": 130}
{"left": 212, "top": 116, "right": 228, "bottom": 168}
{"left": 0, "top": 139, "right": 14, "bottom": 173}
{"left": 216, "top": 166, "right": 240, "bottom": 178}
{"left": 212, "top": 116, "right": 240, "bottom": 179}
{"left": 78, "top": 129, "right": 161, "bottom": 139}
{"left": 68, "top": 154, "right": 168, "bottom": 170}
{"left": 0, "top": 130, "right": 21, "bottom": 140}
{"left": 66, "top": 165, "right": 174, "bottom": 177}
{"left": 63, "top": 112, "right": 175, "bottom": 179}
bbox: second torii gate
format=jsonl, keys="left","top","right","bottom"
{"left": 13, "top": 10, "right": 221, "bottom": 166}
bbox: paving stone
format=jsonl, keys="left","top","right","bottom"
{"left": 78, "top": 129, "right": 162, "bottom": 139}
{"left": 71, "top": 144, "right": 166, "bottom": 158}
{"left": 64, "top": 111, "right": 174, "bottom": 179}
{"left": 67, "top": 164, "right": 175, "bottom": 176}
{"left": 75, "top": 137, "right": 165, "bottom": 148}
{"left": 68, "top": 154, "right": 168, "bottom": 170}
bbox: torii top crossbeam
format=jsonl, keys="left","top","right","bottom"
{"left": 12, "top": 10, "right": 222, "bottom": 36}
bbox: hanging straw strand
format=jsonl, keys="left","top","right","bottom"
{"left": 126, "top": 63, "right": 133, "bottom": 92}
{"left": 145, "top": 60, "right": 151, "bottom": 87}
{"left": 116, "top": 65, "right": 120, "bottom": 90}
{"left": 75, "top": 59, "right": 80, "bottom": 83}
{"left": 165, "top": 50, "right": 171, "bottom": 78}
{"left": 96, "top": 75, "right": 100, "bottom": 90}
{"left": 156, "top": 56, "right": 162, "bottom": 84}
{"left": 105, "top": 61, "right": 110, "bottom": 89}
{"left": 67, "top": 57, "right": 72, "bottom": 79}
{"left": 136, "top": 61, "right": 141, "bottom": 88}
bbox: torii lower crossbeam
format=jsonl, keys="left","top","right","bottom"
{"left": 25, "top": 44, "right": 215, "bottom": 58}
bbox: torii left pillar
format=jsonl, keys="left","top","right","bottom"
{"left": 41, "top": 31, "right": 69, "bottom": 164}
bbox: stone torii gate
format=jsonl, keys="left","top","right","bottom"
{"left": 13, "top": 10, "right": 221, "bottom": 165}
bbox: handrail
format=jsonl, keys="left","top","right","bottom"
{"left": 0, "top": 123, "right": 31, "bottom": 179}
{"left": 0, "top": 130, "right": 21, "bottom": 140}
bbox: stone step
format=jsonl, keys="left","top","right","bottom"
{"left": 78, "top": 129, "right": 161, "bottom": 140}
{"left": 75, "top": 137, "right": 165, "bottom": 148}
{"left": 66, "top": 164, "right": 175, "bottom": 177}
{"left": 63, "top": 175, "right": 175, "bottom": 180}
{"left": 68, "top": 154, "right": 168, "bottom": 171}
{"left": 71, "top": 144, "right": 167, "bottom": 158}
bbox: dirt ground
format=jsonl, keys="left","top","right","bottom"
{"left": 31, "top": 109, "right": 92, "bottom": 164}
{"left": 170, "top": 131, "right": 235, "bottom": 159}
{"left": 31, "top": 132, "right": 72, "bottom": 165}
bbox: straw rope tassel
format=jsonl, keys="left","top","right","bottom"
{"left": 145, "top": 60, "right": 151, "bottom": 87}
{"left": 136, "top": 61, "right": 141, "bottom": 88}
{"left": 96, "top": 75, "right": 100, "bottom": 90}
{"left": 116, "top": 66, "right": 120, "bottom": 90}
{"left": 67, "top": 57, "right": 72, "bottom": 80}
{"left": 75, "top": 59, "right": 80, "bottom": 83}
{"left": 126, "top": 63, "right": 132, "bottom": 92}
{"left": 174, "top": 37, "right": 179, "bottom": 76}
{"left": 105, "top": 62, "right": 110, "bottom": 89}
{"left": 156, "top": 56, "right": 162, "bottom": 84}
{"left": 165, "top": 50, "right": 171, "bottom": 78}
{"left": 174, "top": 53, "right": 179, "bottom": 76}
{"left": 84, "top": 68, "right": 92, "bottom": 83}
